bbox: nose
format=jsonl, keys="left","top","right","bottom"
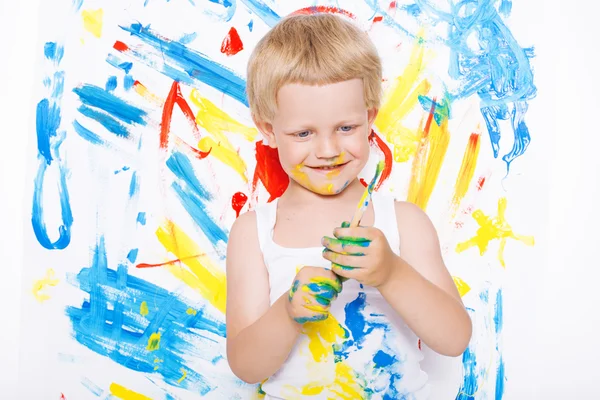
{"left": 314, "top": 133, "right": 341, "bottom": 159}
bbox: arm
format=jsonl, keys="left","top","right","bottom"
{"left": 225, "top": 211, "right": 301, "bottom": 384}
{"left": 377, "top": 201, "right": 472, "bottom": 357}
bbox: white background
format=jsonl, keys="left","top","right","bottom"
{"left": 1, "top": 0, "right": 599, "bottom": 398}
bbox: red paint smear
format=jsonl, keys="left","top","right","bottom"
{"left": 160, "top": 81, "right": 211, "bottom": 158}
{"left": 389, "top": 1, "right": 397, "bottom": 9}
{"left": 477, "top": 176, "right": 486, "bottom": 191}
{"left": 373, "top": 16, "right": 383, "bottom": 23}
{"left": 136, "top": 254, "right": 204, "bottom": 268}
{"left": 60, "top": 395, "right": 66, "bottom": 400}
{"left": 221, "top": 27, "right": 244, "bottom": 56}
{"left": 455, "top": 221, "right": 464, "bottom": 229}
{"left": 359, "top": 178, "right": 368, "bottom": 187}
{"left": 368, "top": 130, "right": 393, "bottom": 190}
{"left": 113, "top": 41, "right": 129, "bottom": 52}
{"left": 418, "top": 339, "right": 422, "bottom": 350}
{"left": 291, "top": 6, "right": 356, "bottom": 19}
{"left": 252, "top": 142, "right": 289, "bottom": 202}
{"left": 232, "top": 191, "right": 248, "bottom": 218}
{"left": 422, "top": 97, "right": 437, "bottom": 140}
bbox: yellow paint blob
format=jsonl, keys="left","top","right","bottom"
{"left": 198, "top": 136, "right": 248, "bottom": 182}
{"left": 140, "top": 301, "right": 149, "bottom": 317}
{"left": 186, "top": 308, "right": 197, "bottom": 316}
{"left": 456, "top": 197, "right": 535, "bottom": 267}
{"left": 82, "top": 9, "right": 103, "bottom": 38}
{"left": 453, "top": 276, "right": 471, "bottom": 297}
{"left": 146, "top": 332, "right": 161, "bottom": 351}
{"left": 302, "top": 314, "right": 348, "bottom": 362}
{"left": 177, "top": 368, "right": 187, "bottom": 384}
{"left": 32, "top": 268, "right": 60, "bottom": 302}
{"left": 156, "top": 220, "right": 227, "bottom": 313}
{"left": 109, "top": 383, "right": 152, "bottom": 400}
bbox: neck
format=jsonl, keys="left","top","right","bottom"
{"left": 279, "top": 178, "right": 366, "bottom": 207}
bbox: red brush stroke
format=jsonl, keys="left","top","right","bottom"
{"left": 389, "top": 1, "right": 397, "bottom": 9}
{"left": 221, "top": 27, "right": 244, "bottom": 56}
{"left": 477, "top": 176, "right": 486, "bottom": 191}
{"left": 359, "top": 178, "right": 368, "bottom": 187}
{"left": 232, "top": 192, "right": 248, "bottom": 218}
{"left": 291, "top": 6, "right": 356, "bottom": 19}
{"left": 160, "top": 81, "right": 211, "bottom": 158}
{"left": 113, "top": 41, "right": 129, "bottom": 52}
{"left": 423, "top": 97, "right": 437, "bottom": 140}
{"left": 418, "top": 339, "right": 422, "bottom": 350}
{"left": 252, "top": 142, "right": 289, "bottom": 202}
{"left": 368, "top": 130, "right": 393, "bottom": 190}
{"left": 136, "top": 254, "right": 204, "bottom": 268}
{"left": 373, "top": 16, "right": 383, "bottom": 23}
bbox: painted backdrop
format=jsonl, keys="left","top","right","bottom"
{"left": 20, "top": 0, "right": 537, "bottom": 398}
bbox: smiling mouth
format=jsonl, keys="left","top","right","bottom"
{"left": 308, "top": 162, "right": 350, "bottom": 172}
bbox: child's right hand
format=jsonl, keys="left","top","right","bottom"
{"left": 286, "top": 266, "right": 342, "bottom": 325}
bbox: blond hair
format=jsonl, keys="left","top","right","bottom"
{"left": 246, "top": 13, "right": 382, "bottom": 122}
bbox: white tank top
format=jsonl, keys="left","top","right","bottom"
{"left": 255, "top": 192, "right": 430, "bottom": 399}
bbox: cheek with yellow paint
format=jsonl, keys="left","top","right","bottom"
{"left": 290, "top": 164, "right": 351, "bottom": 195}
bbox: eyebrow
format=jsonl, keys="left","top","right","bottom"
{"left": 282, "top": 115, "right": 365, "bottom": 133}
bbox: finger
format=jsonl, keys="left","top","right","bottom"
{"left": 308, "top": 275, "right": 343, "bottom": 294}
{"left": 303, "top": 284, "right": 337, "bottom": 305}
{"left": 333, "top": 227, "right": 374, "bottom": 242}
{"left": 322, "top": 249, "right": 365, "bottom": 269}
{"left": 341, "top": 221, "right": 351, "bottom": 228}
{"left": 322, "top": 236, "right": 370, "bottom": 255}
{"left": 294, "top": 313, "right": 328, "bottom": 324}
{"left": 331, "top": 262, "right": 361, "bottom": 280}
{"left": 288, "top": 280, "right": 300, "bottom": 302}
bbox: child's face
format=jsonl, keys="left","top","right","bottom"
{"left": 260, "top": 79, "right": 377, "bottom": 196}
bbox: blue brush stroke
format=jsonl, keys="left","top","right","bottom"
{"left": 32, "top": 43, "right": 73, "bottom": 250}
{"left": 179, "top": 32, "right": 198, "bottom": 44}
{"left": 494, "top": 289, "right": 503, "bottom": 334}
{"left": 137, "top": 212, "right": 147, "bottom": 225}
{"left": 166, "top": 151, "right": 212, "bottom": 201}
{"left": 72, "top": 0, "right": 84, "bottom": 11}
{"left": 77, "top": 105, "right": 130, "bottom": 138}
{"left": 120, "top": 23, "right": 248, "bottom": 106}
{"left": 205, "top": 0, "right": 236, "bottom": 22}
{"left": 239, "top": 0, "right": 280, "bottom": 27}
{"left": 373, "top": 350, "right": 396, "bottom": 368}
{"left": 106, "top": 76, "right": 118, "bottom": 91}
{"left": 124, "top": 74, "right": 135, "bottom": 90}
{"left": 106, "top": 54, "right": 134, "bottom": 74}
{"left": 73, "top": 120, "right": 105, "bottom": 145}
{"left": 127, "top": 248, "right": 139, "bottom": 263}
{"left": 248, "top": 19, "right": 253, "bottom": 31}
{"left": 73, "top": 84, "right": 147, "bottom": 125}
{"left": 495, "top": 357, "right": 505, "bottom": 399}
{"left": 129, "top": 171, "right": 139, "bottom": 197}
{"left": 456, "top": 345, "right": 478, "bottom": 400}
{"left": 66, "top": 237, "right": 228, "bottom": 394}
{"left": 81, "top": 377, "right": 103, "bottom": 397}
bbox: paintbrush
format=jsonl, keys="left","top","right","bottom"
{"left": 349, "top": 160, "right": 386, "bottom": 227}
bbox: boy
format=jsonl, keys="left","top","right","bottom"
{"left": 226, "top": 13, "right": 471, "bottom": 399}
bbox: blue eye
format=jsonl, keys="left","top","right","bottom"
{"left": 296, "top": 131, "right": 310, "bottom": 138}
{"left": 339, "top": 125, "right": 355, "bottom": 132}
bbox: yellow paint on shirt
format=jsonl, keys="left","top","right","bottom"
{"left": 456, "top": 197, "right": 535, "bottom": 267}
{"left": 140, "top": 301, "right": 149, "bottom": 317}
{"left": 453, "top": 276, "right": 471, "bottom": 297}
{"left": 32, "top": 268, "right": 60, "bottom": 302}
{"left": 156, "top": 220, "right": 227, "bottom": 313}
{"left": 82, "top": 9, "right": 103, "bottom": 38}
{"left": 303, "top": 314, "right": 348, "bottom": 362}
{"left": 375, "top": 31, "right": 431, "bottom": 163}
{"left": 109, "top": 383, "right": 152, "bottom": 400}
{"left": 146, "top": 332, "right": 161, "bottom": 351}
{"left": 329, "top": 362, "right": 367, "bottom": 400}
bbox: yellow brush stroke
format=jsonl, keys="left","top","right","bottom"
{"left": 453, "top": 276, "right": 471, "bottom": 297}
{"left": 32, "top": 268, "right": 59, "bottom": 302}
{"left": 451, "top": 133, "right": 481, "bottom": 216}
{"left": 109, "top": 383, "right": 152, "bottom": 400}
{"left": 302, "top": 314, "right": 348, "bottom": 362}
{"left": 199, "top": 136, "right": 248, "bottom": 182}
{"left": 190, "top": 89, "right": 258, "bottom": 142}
{"left": 156, "top": 220, "right": 227, "bottom": 313}
{"left": 406, "top": 114, "right": 450, "bottom": 211}
{"left": 290, "top": 362, "right": 366, "bottom": 399}
{"left": 456, "top": 197, "right": 535, "bottom": 268}
{"left": 177, "top": 368, "right": 187, "bottom": 384}
{"left": 134, "top": 81, "right": 163, "bottom": 105}
{"left": 82, "top": 9, "right": 103, "bottom": 38}
{"left": 375, "top": 32, "right": 431, "bottom": 163}
{"left": 147, "top": 332, "right": 161, "bottom": 351}
{"left": 140, "top": 301, "right": 149, "bottom": 317}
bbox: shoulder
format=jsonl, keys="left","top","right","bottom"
{"left": 393, "top": 200, "right": 439, "bottom": 239}
{"left": 230, "top": 210, "right": 258, "bottom": 237}
{"left": 227, "top": 210, "right": 260, "bottom": 256}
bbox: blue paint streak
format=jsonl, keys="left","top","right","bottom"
{"left": 106, "top": 76, "right": 118, "bottom": 91}
{"left": 172, "top": 182, "right": 228, "bottom": 245}
{"left": 44, "top": 42, "right": 64, "bottom": 62}
{"left": 495, "top": 357, "right": 505, "bottom": 399}
{"left": 36, "top": 99, "right": 61, "bottom": 163}
{"left": 73, "top": 84, "right": 147, "bottom": 125}
{"left": 179, "top": 32, "right": 197, "bottom": 44}
{"left": 137, "top": 212, "right": 147, "bottom": 225}
{"left": 239, "top": 0, "right": 280, "bottom": 27}
{"left": 66, "top": 237, "right": 227, "bottom": 394}
{"left": 124, "top": 74, "right": 135, "bottom": 90}
{"left": 373, "top": 350, "right": 396, "bottom": 368}
{"left": 248, "top": 19, "right": 254, "bottom": 31}
{"left": 72, "top": 0, "right": 84, "bottom": 11}
{"left": 402, "top": 4, "right": 422, "bottom": 17}
{"left": 129, "top": 171, "right": 139, "bottom": 198}
{"left": 120, "top": 23, "right": 248, "bottom": 106}
{"left": 205, "top": 0, "right": 236, "bottom": 22}
{"left": 81, "top": 377, "right": 104, "bottom": 396}
{"left": 73, "top": 120, "right": 105, "bottom": 145}
{"left": 77, "top": 105, "right": 130, "bottom": 138}
{"left": 106, "top": 54, "right": 134, "bottom": 74}
{"left": 127, "top": 248, "right": 139, "bottom": 263}
{"left": 456, "top": 346, "right": 478, "bottom": 400}
{"left": 166, "top": 151, "right": 212, "bottom": 201}
{"left": 494, "top": 289, "right": 503, "bottom": 334}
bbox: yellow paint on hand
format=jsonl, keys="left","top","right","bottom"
{"left": 140, "top": 301, "right": 149, "bottom": 317}
{"left": 198, "top": 136, "right": 248, "bottom": 182}
{"left": 82, "top": 9, "right": 103, "bottom": 38}
{"left": 109, "top": 383, "right": 152, "bottom": 400}
{"left": 406, "top": 110, "right": 450, "bottom": 211}
{"left": 451, "top": 132, "right": 481, "bottom": 216}
{"left": 177, "top": 368, "right": 187, "bottom": 384}
{"left": 156, "top": 220, "right": 227, "bottom": 313}
{"left": 456, "top": 197, "right": 535, "bottom": 267}
{"left": 146, "top": 332, "right": 161, "bottom": 351}
{"left": 190, "top": 89, "right": 258, "bottom": 142}
{"left": 375, "top": 32, "right": 431, "bottom": 163}
{"left": 303, "top": 314, "right": 348, "bottom": 362}
{"left": 32, "top": 268, "right": 60, "bottom": 302}
{"left": 186, "top": 308, "right": 197, "bottom": 316}
{"left": 453, "top": 276, "right": 471, "bottom": 297}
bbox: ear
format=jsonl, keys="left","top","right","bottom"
{"left": 253, "top": 118, "right": 277, "bottom": 149}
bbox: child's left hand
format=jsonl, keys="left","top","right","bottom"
{"left": 321, "top": 223, "right": 399, "bottom": 288}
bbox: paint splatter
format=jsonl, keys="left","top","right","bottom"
{"left": 453, "top": 276, "right": 471, "bottom": 297}
{"left": 291, "top": 6, "right": 356, "bottom": 19}
{"left": 109, "top": 383, "right": 152, "bottom": 400}
{"left": 368, "top": 131, "right": 392, "bottom": 190}
{"left": 221, "top": 27, "right": 244, "bottom": 56}
{"left": 82, "top": 9, "right": 103, "bottom": 38}
{"left": 140, "top": 301, "right": 149, "bottom": 316}
{"left": 232, "top": 192, "right": 248, "bottom": 218}
{"left": 146, "top": 332, "right": 161, "bottom": 351}
{"left": 252, "top": 141, "right": 289, "bottom": 202}
{"left": 456, "top": 197, "right": 535, "bottom": 267}
{"left": 32, "top": 268, "right": 60, "bottom": 302}
{"left": 451, "top": 133, "right": 482, "bottom": 216}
